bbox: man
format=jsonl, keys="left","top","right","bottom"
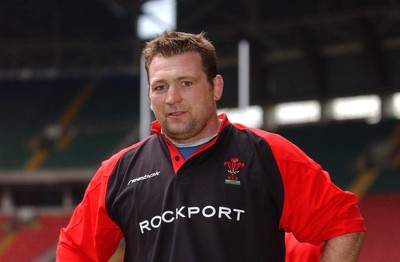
{"left": 57, "top": 32, "right": 366, "bottom": 261}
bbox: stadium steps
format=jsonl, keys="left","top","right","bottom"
{"left": 24, "top": 79, "right": 98, "bottom": 171}
{"left": 0, "top": 215, "right": 15, "bottom": 256}
{"left": 0, "top": 76, "right": 139, "bottom": 170}
{"left": 0, "top": 78, "right": 86, "bottom": 169}
{"left": 349, "top": 122, "right": 400, "bottom": 198}
{"left": 278, "top": 119, "right": 400, "bottom": 193}
{"left": 0, "top": 214, "right": 70, "bottom": 262}
{"left": 40, "top": 76, "right": 139, "bottom": 169}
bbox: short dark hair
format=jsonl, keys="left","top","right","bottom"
{"left": 142, "top": 31, "right": 217, "bottom": 84}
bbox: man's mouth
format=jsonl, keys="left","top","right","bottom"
{"left": 168, "top": 111, "right": 185, "bottom": 117}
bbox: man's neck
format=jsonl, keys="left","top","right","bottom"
{"left": 172, "top": 133, "right": 218, "bottom": 147}
{"left": 163, "top": 118, "right": 221, "bottom": 145}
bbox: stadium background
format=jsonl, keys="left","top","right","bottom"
{"left": 0, "top": 0, "right": 399, "bottom": 261}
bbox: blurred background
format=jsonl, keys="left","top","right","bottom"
{"left": 0, "top": 0, "right": 399, "bottom": 261}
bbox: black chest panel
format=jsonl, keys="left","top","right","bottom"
{"left": 106, "top": 125, "right": 285, "bottom": 261}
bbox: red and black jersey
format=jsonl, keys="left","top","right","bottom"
{"left": 57, "top": 114, "right": 366, "bottom": 262}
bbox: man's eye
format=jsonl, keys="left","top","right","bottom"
{"left": 154, "top": 85, "right": 166, "bottom": 91}
{"left": 182, "top": 81, "right": 192, "bottom": 87}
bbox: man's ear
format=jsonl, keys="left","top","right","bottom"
{"left": 213, "top": 74, "right": 224, "bottom": 101}
{"left": 148, "top": 86, "right": 154, "bottom": 111}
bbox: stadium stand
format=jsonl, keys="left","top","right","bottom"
{"left": 0, "top": 213, "right": 71, "bottom": 262}
{"left": 278, "top": 119, "right": 400, "bottom": 192}
{"left": 0, "top": 76, "right": 139, "bottom": 170}
{"left": 0, "top": 77, "right": 86, "bottom": 169}
{"left": 39, "top": 76, "right": 140, "bottom": 169}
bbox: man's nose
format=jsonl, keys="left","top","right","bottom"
{"left": 165, "top": 86, "right": 182, "bottom": 105}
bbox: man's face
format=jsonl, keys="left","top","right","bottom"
{"left": 148, "top": 52, "right": 223, "bottom": 144}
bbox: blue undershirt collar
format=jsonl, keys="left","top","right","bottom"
{"left": 174, "top": 134, "right": 217, "bottom": 160}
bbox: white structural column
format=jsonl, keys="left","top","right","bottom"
{"left": 238, "top": 39, "right": 250, "bottom": 109}
{"left": 140, "top": 56, "right": 151, "bottom": 140}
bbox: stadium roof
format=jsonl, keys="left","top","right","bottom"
{"left": 1, "top": 0, "right": 400, "bottom": 104}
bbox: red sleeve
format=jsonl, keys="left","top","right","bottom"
{"left": 266, "top": 133, "right": 366, "bottom": 244}
{"left": 57, "top": 159, "right": 124, "bottom": 261}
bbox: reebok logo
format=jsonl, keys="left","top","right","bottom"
{"left": 127, "top": 171, "right": 161, "bottom": 186}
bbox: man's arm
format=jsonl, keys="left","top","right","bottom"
{"left": 321, "top": 231, "right": 365, "bottom": 262}
{"left": 57, "top": 164, "right": 123, "bottom": 261}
